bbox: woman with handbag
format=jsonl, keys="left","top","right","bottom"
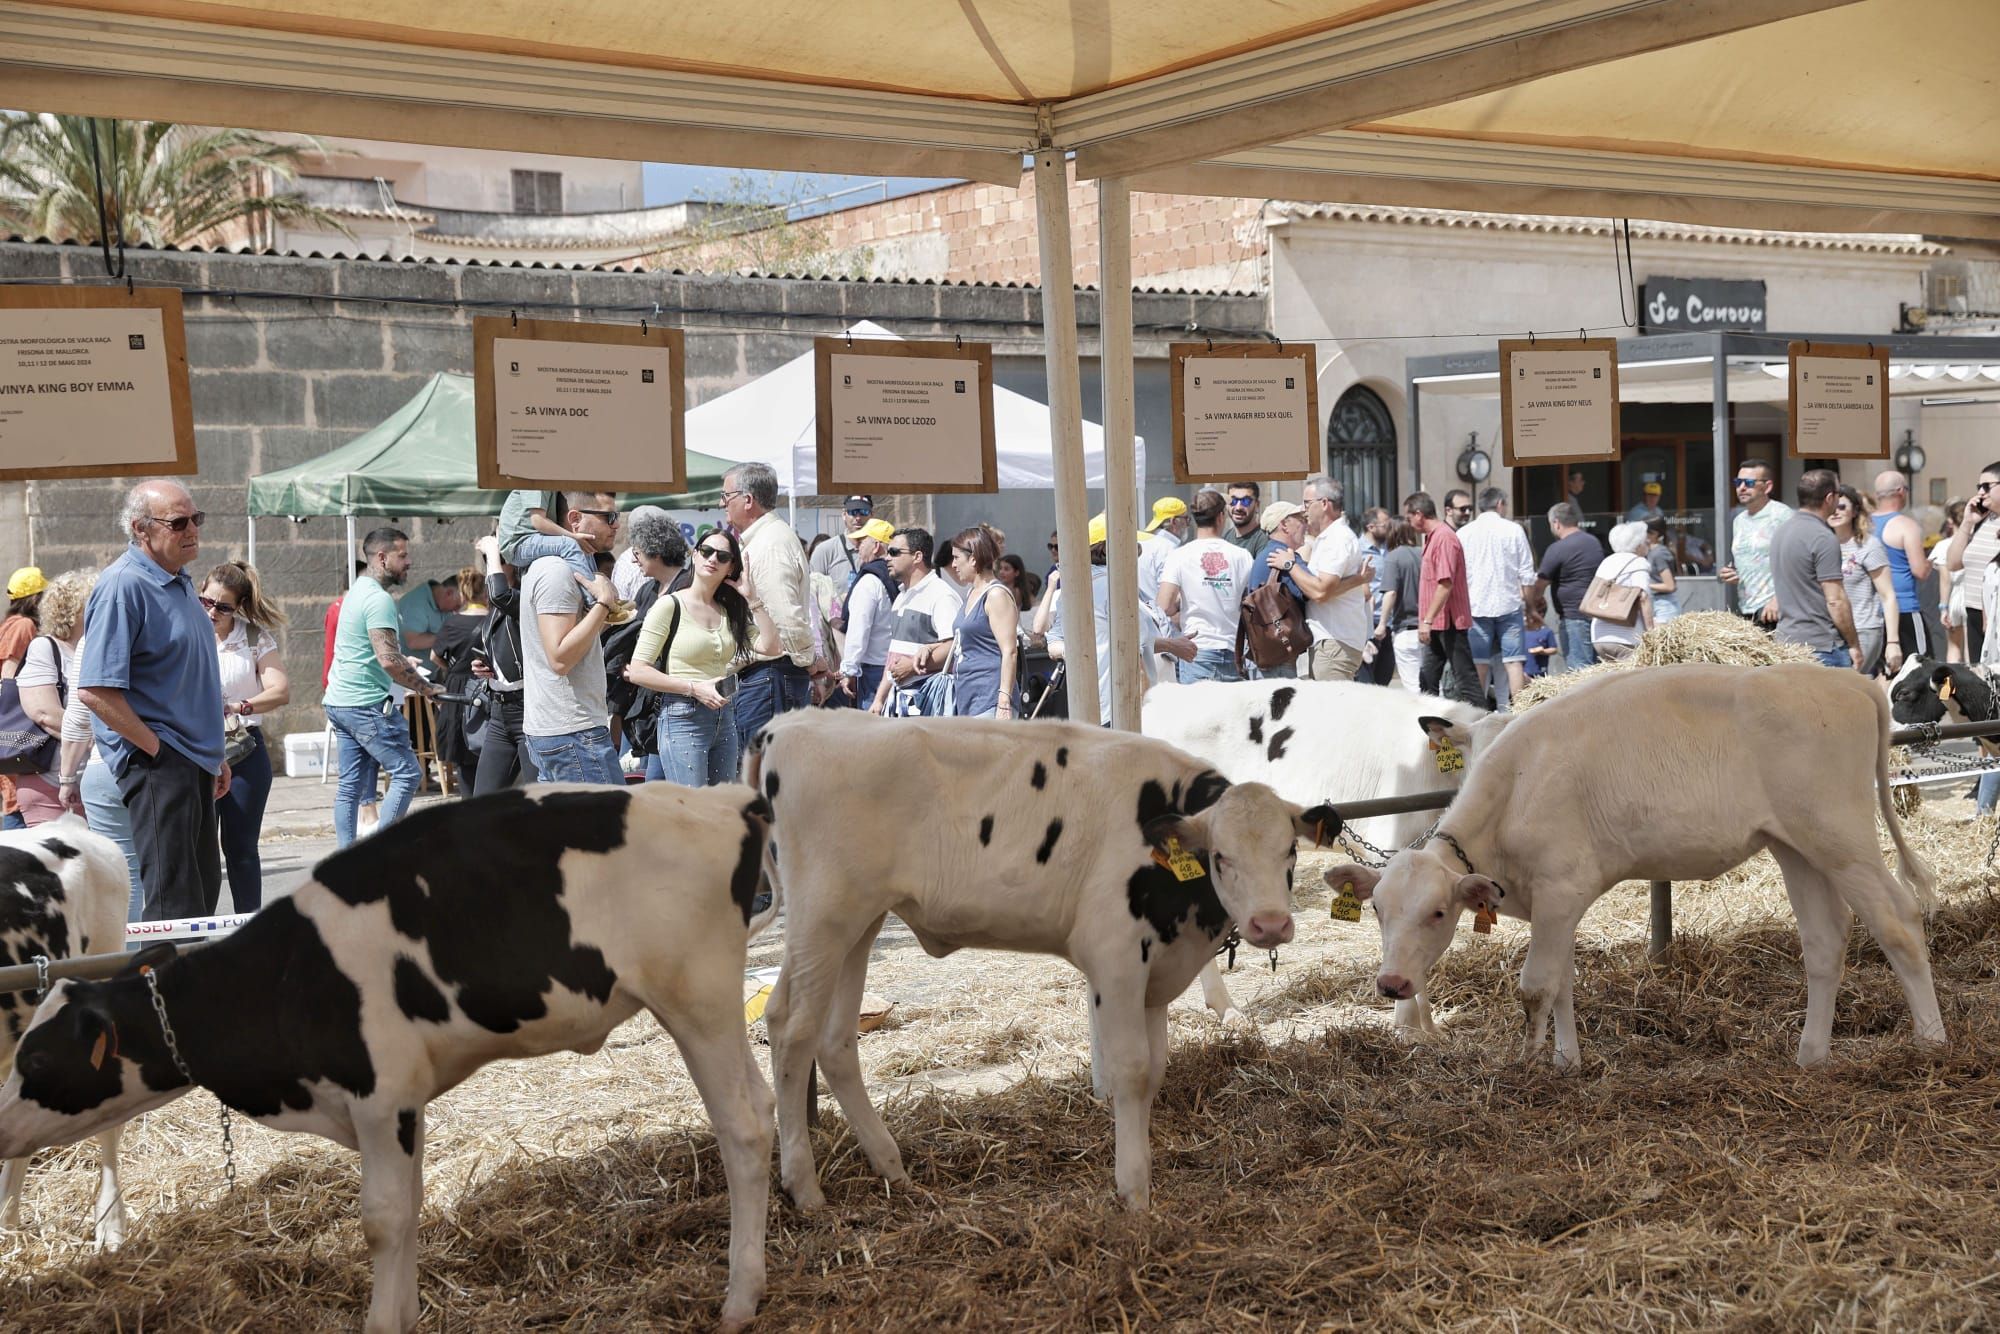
{"left": 12, "top": 569, "right": 92, "bottom": 827}
{"left": 203, "top": 561, "right": 289, "bottom": 912}
{"left": 432, "top": 565, "right": 490, "bottom": 793}
{"left": 623, "top": 528, "right": 779, "bottom": 788}
{"left": 1585, "top": 521, "right": 1656, "bottom": 664}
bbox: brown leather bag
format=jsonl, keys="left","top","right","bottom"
{"left": 1236, "top": 577, "right": 1312, "bottom": 673}
{"left": 1579, "top": 555, "right": 1646, "bottom": 625}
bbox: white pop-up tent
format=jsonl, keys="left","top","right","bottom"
{"left": 687, "top": 321, "right": 1143, "bottom": 496}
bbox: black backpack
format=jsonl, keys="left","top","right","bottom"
{"left": 607, "top": 570, "right": 694, "bottom": 759}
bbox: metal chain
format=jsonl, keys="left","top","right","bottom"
{"left": 31, "top": 955, "right": 49, "bottom": 1001}
{"left": 1335, "top": 813, "right": 1443, "bottom": 869}
{"left": 141, "top": 966, "right": 235, "bottom": 1192}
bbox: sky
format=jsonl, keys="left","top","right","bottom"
{"left": 642, "top": 164, "right": 956, "bottom": 216}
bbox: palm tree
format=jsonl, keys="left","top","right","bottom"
{"left": 0, "top": 114, "right": 348, "bottom": 248}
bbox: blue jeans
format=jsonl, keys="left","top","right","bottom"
{"left": 1653, "top": 595, "right": 1681, "bottom": 623}
{"left": 845, "top": 662, "right": 885, "bottom": 709}
{"left": 1813, "top": 645, "right": 1853, "bottom": 669}
{"left": 0, "top": 811, "right": 22, "bottom": 831}
{"left": 1468, "top": 609, "right": 1527, "bottom": 665}
{"left": 1977, "top": 772, "right": 1999, "bottom": 816}
{"left": 656, "top": 696, "right": 741, "bottom": 787}
{"left": 1176, "top": 648, "right": 1241, "bottom": 684}
{"left": 506, "top": 533, "right": 597, "bottom": 586}
{"left": 217, "top": 728, "right": 273, "bottom": 911}
{"left": 327, "top": 701, "right": 423, "bottom": 848}
{"left": 80, "top": 761, "right": 142, "bottom": 924}
{"left": 525, "top": 726, "right": 623, "bottom": 785}
{"left": 734, "top": 659, "right": 811, "bottom": 750}
{"left": 1559, "top": 617, "right": 1598, "bottom": 671}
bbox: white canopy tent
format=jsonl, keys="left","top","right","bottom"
{"left": 687, "top": 322, "right": 1142, "bottom": 498}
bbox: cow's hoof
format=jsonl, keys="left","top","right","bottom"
{"left": 782, "top": 1180, "right": 827, "bottom": 1214}
{"left": 94, "top": 1220, "right": 126, "bottom": 1252}
{"left": 1218, "top": 1007, "right": 1255, "bottom": 1032}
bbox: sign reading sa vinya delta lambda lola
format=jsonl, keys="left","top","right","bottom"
{"left": 1178, "top": 353, "right": 1313, "bottom": 481}
{"left": 1789, "top": 345, "right": 1889, "bottom": 460}
{"left": 0, "top": 294, "right": 192, "bottom": 477}
{"left": 488, "top": 331, "right": 678, "bottom": 488}
{"left": 822, "top": 346, "right": 993, "bottom": 490}
{"left": 1499, "top": 340, "right": 1620, "bottom": 467}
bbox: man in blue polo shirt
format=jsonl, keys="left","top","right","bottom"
{"left": 79, "top": 479, "right": 229, "bottom": 921}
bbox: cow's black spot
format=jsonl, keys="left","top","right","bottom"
{"left": 1185, "top": 770, "right": 1230, "bottom": 815}
{"left": 1140, "top": 938, "right": 1151, "bottom": 964}
{"left": 1267, "top": 727, "right": 1294, "bottom": 761}
{"left": 0, "top": 846, "right": 72, "bottom": 962}
{"left": 763, "top": 770, "right": 780, "bottom": 799}
{"left": 393, "top": 956, "right": 449, "bottom": 1024}
{"left": 1247, "top": 715, "right": 1264, "bottom": 744}
{"left": 979, "top": 815, "right": 994, "bottom": 846}
{"left": 1126, "top": 858, "right": 1227, "bottom": 949}
{"left": 1035, "top": 819, "right": 1064, "bottom": 864}
{"left": 1031, "top": 761, "right": 1047, "bottom": 790}
{"left": 1056, "top": 747, "right": 1069, "bottom": 768}
{"left": 39, "top": 838, "right": 78, "bottom": 861}
{"left": 1134, "top": 770, "right": 1232, "bottom": 831}
{"left": 1269, "top": 686, "right": 1296, "bottom": 721}
{"left": 397, "top": 1109, "right": 418, "bottom": 1155}
{"left": 314, "top": 789, "right": 623, "bottom": 1034}
{"left": 731, "top": 805, "right": 767, "bottom": 926}
{"left": 1093, "top": 992, "right": 1101, "bottom": 1009}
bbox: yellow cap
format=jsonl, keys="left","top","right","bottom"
{"left": 6, "top": 567, "right": 46, "bottom": 600}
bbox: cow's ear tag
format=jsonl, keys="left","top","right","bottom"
{"left": 1330, "top": 881, "right": 1363, "bottom": 923}
{"left": 1472, "top": 905, "right": 1498, "bottom": 934}
{"left": 1155, "top": 837, "right": 1206, "bottom": 882}
{"left": 1940, "top": 677, "right": 1957, "bottom": 703}
{"left": 89, "top": 1030, "right": 110, "bottom": 1070}
{"left": 1433, "top": 737, "right": 1464, "bottom": 774}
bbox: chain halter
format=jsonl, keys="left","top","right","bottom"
{"left": 139, "top": 965, "right": 234, "bottom": 1192}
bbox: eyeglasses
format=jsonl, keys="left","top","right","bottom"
{"left": 884, "top": 546, "right": 910, "bottom": 557}
{"left": 1448, "top": 505, "right": 1473, "bottom": 514}
{"left": 574, "top": 507, "right": 616, "bottom": 524}
{"left": 1733, "top": 476, "right": 1767, "bottom": 488}
{"left": 197, "top": 596, "right": 237, "bottom": 613}
{"left": 696, "top": 544, "right": 733, "bottom": 562}
{"left": 719, "top": 490, "right": 747, "bottom": 505}
{"left": 1046, "top": 543, "right": 1059, "bottom": 554}
{"left": 1980, "top": 482, "right": 1997, "bottom": 493}
{"left": 1228, "top": 497, "right": 1256, "bottom": 508}
{"left": 142, "top": 512, "right": 205, "bottom": 532}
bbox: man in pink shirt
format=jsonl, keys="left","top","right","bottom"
{"left": 1405, "top": 491, "right": 1483, "bottom": 707}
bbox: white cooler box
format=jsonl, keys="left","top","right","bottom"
{"left": 282, "top": 731, "right": 336, "bottom": 777}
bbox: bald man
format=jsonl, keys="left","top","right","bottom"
{"left": 79, "top": 478, "right": 230, "bottom": 920}
{"left": 1871, "top": 469, "right": 1935, "bottom": 660}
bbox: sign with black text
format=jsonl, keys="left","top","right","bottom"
{"left": 474, "top": 316, "right": 685, "bottom": 491}
{"left": 1640, "top": 277, "right": 1767, "bottom": 334}
{"left": 0, "top": 286, "right": 196, "bottom": 480}
{"left": 813, "top": 338, "right": 996, "bottom": 493}
{"left": 1788, "top": 341, "right": 1889, "bottom": 460}
{"left": 1498, "top": 338, "right": 1621, "bottom": 467}
{"left": 1168, "top": 342, "right": 1317, "bottom": 483}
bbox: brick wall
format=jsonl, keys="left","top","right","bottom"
{"left": 0, "top": 241, "right": 1264, "bottom": 745}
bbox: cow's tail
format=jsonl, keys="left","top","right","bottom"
{"left": 740, "top": 734, "right": 785, "bottom": 942}
{"left": 1875, "top": 688, "right": 1939, "bottom": 913}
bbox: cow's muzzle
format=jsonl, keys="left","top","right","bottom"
{"left": 1377, "top": 973, "right": 1416, "bottom": 1000}
{"left": 1245, "top": 913, "right": 1294, "bottom": 949}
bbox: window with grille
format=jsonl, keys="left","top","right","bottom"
{"left": 1324, "top": 384, "right": 1398, "bottom": 515}
{"left": 511, "top": 170, "right": 563, "bottom": 215}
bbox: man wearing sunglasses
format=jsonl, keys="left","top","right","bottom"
{"left": 1220, "top": 482, "right": 1270, "bottom": 559}
{"left": 836, "top": 518, "right": 898, "bottom": 707}
{"left": 1718, "top": 460, "right": 1791, "bottom": 625}
{"left": 79, "top": 479, "right": 230, "bottom": 920}
{"left": 721, "top": 463, "right": 821, "bottom": 748}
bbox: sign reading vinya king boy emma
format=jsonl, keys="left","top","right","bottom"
{"left": 1169, "top": 343, "right": 1317, "bottom": 483}
{"left": 474, "top": 316, "right": 685, "bottom": 491}
{"left": 1788, "top": 342, "right": 1890, "bottom": 460}
{"left": 0, "top": 286, "right": 196, "bottom": 481}
{"left": 815, "top": 338, "right": 996, "bottom": 492}
{"left": 1498, "top": 338, "right": 1621, "bottom": 467}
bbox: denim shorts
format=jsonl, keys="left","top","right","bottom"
{"left": 1467, "top": 609, "right": 1527, "bottom": 664}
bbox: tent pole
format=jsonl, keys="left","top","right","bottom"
{"left": 245, "top": 514, "right": 256, "bottom": 569}
{"left": 1098, "top": 177, "right": 1142, "bottom": 733}
{"left": 1034, "top": 149, "right": 1100, "bottom": 727}
{"left": 787, "top": 491, "right": 797, "bottom": 533}
{"left": 345, "top": 516, "right": 358, "bottom": 588}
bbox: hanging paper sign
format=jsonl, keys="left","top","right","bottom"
{"left": 0, "top": 285, "right": 196, "bottom": 481}
{"left": 474, "top": 316, "right": 686, "bottom": 491}
{"left": 814, "top": 338, "right": 996, "bottom": 493}
{"left": 1788, "top": 342, "right": 1889, "bottom": 460}
{"left": 1169, "top": 342, "right": 1316, "bottom": 484}
{"left": 1499, "top": 338, "right": 1620, "bottom": 467}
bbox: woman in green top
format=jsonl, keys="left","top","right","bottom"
{"left": 623, "top": 528, "right": 780, "bottom": 787}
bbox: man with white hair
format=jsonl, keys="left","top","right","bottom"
{"left": 1289, "top": 474, "right": 1374, "bottom": 681}
{"left": 78, "top": 479, "right": 230, "bottom": 920}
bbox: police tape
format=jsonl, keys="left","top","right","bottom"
{"left": 124, "top": 913, "right": 256, "bottom": 943}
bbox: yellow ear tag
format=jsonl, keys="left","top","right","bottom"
{"left": 1472, "top": 905, "right": 1498, "bottom": 934}
{"left": 89, "top": 1031, "right": 109, "bottom": 1070}
{"left": 1433, "top": 737, "right": 1464, "bottom": 775}
{"left": 1330, "top": 881, "right": 1363, "bottom": 923}
{"left": 1155, "top": 837, "right": 1206, "bottom": 882}
{"left": 1940, "top": 677, "right": 1956, "bottom": 703}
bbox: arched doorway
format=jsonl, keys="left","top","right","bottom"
{"left": 1325, "top": 384, "right": 1397, "bottom": 513}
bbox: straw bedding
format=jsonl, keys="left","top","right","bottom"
{"left": 0, "top": 795, "right": 1994, "bottom": 1331}
{"left": 1511, "top": 611, "right": 1819, "bottom": 711}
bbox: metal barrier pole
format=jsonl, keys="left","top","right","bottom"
{"left": 1648, "top": 881, "right": 1673, "bottom": 963}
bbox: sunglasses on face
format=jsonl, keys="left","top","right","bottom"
{"left": 1228, "top": 497, "right": 1255, "bottom": 507}
{"left": 885, "top": 546, "right": 909, "bottom": 557}
{"left": 1734, "top": 477, "right": 1767, "bottom": 488}
{"left": 1448, "top": 505, "right": 1473, "bottom": 513}
{"left": 696, "top": 544, "right": 733, "bottom": 562}
{"left": 198, "top": 596, "right": 237, "bottom": 613}
{"left": 1047, "top": 543, "right": 1059, "bottom": 553}
{"left": 574, "top": 508, "right": 616, "bottom": 524}
{"left": 143, "top": 512, "right": 206, "bottom": 532}
{"left": 1980, "top": 482, "right": 1997, "bottom": 493}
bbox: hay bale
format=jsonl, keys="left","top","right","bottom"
{"left": 1512, "top": 611, "right": 1818, "bottom": 711}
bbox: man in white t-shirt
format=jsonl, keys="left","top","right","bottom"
{"left": 521, "top": 490, "right": 623, "bottom": 785}
{"left": 1457, "top": 486, "right": 1538, "bottom": 702}
{"left": 1136, "top": 496, "right": 1190, "bottom": 608}
{"left": 1157, "top": 489, "right": 1253, "bottom": 684}
{"left": 1282, "top": 474, "right": 1373, "bottom": 681}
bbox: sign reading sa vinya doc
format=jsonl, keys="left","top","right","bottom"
{"left": 814, "top": 337, "right": 996, "bottom": 493}
{"left": 1498, "top": 338, "right": 1621, "bottom": 468}
{"left": 1788, "top": 342, "right": 1890, "bottom": 460}
{"left": 474, "top": 316, "right": 685, "bottom": 491}
{"left": 1169, "top": 343, "right": 1317, "bottom": 483}
{"left": 0, "top": 286, "right": 196, "bottom": 481}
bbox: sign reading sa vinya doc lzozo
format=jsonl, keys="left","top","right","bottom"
{"left": 1498, "top": 338, "right": 1621, "bottom": 468}
{"left": 814, "top": 338, "right": 996, "bottom": 493}
{"left": 1169, "top": 343, "right": 1317, "bottom": 484}
{"left": 0, "top": 286, "right": 196, "bottom": 481}
{"left": 1787, "top": 341, "right": 1889, "bottom": 460}
{"left": 474, "top": 316, "right": 686, "bottom": 491}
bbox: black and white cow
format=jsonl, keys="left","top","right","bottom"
{"left": 748, "top": 710, "right": 1337, "bottom": 1212}
{"left": 1890, "top": 655, "right": 1999, "bottom": 751}
{"left": 0, "top": 785, "right": 778, "bottom": 1334}
{"left": 0, "top": 819, "right": 130, "bottom": 1249}
{"left": 1143, "top": 680, "right": 1514, "bottom": 1030}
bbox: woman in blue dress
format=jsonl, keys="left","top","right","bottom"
{"left": 947, "top": 525, "right": 1019, "bottom": 718}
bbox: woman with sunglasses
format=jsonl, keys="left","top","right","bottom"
{"left": 1831, "top": 484, "right": 1900, "bottom": 678}
{"left": 202, "top": 560, "right": 289, "bottom": 911}
{"left": 1944, "top": 462, "right": 2000, "bottom": 666}
{"left": 623, "top": 529, "right": 779, "bottom": 788}
{"left": 946, "top": 526, "right": 1020, "bottom": 718}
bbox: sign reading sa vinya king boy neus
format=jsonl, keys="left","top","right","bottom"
{"left": 814, "top": 337, "right": 996, "bottom": 493}
{"left": 1169, "top": 343, "right": 1317, "bottom": 483}
{"left": 1498, "top": 337, "right": 1621, "bottom": 467}
{"left": 473, "top": 316, "right": 686, "bottom": 491}
{"left": 1787, "top": 341, "right": 1890, "bottom": 460}
{"left": 0, "top": 286, "right": 197, "bottom": 481}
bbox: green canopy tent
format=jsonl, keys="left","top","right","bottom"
{"left": 245, "top": 371, "right": 731, "bottom": 578}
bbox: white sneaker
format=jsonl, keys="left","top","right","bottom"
{"left": 356, "top": 807, "right": 380, "bottom": 839}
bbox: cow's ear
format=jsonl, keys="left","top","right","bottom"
{"left": 1932, "top": 664, "right": 1956, "bottom": 689}
{"left": 1455, "top": 874, "right": 1504, "bottom": 913}
{"left": 1321, "top": 862, "right": 1381, "bottom": 901}
{"left": 1416, "top": 715, "right": 1459, "bottom": 746}
{"left": 1292, "top": 802, "right": 1341, "bottom": 848}
{"left": 1143, "top": 813, "right": 1208, "bottom": 857}
{"left": 120, "top": 942, "right": 178, "bottom": 975}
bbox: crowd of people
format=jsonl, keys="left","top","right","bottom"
{"left": 8, "top": 457, "right": 1995, "bottom": 926}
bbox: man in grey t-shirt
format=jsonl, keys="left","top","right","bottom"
{"left": 520, "top": 491, "right": 623, "bottom": 783}
{"left": 1770, "top": 469, "right": 1862, "bottom": 671}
